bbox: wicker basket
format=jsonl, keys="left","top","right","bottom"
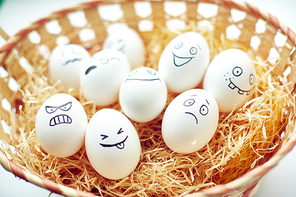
{"left": 1, "top": 0, "right": 296, "bottom": 196}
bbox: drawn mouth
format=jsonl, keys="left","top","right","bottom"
{"left": 63, "top": 58, "right": 82, "bottom": 65}
{"left": 228, "top": 78, "right": 251, "bottom": 95}
{"left": 172, "top": 52, "right": 193, "bottom": 67}
{"left": 99, "top": 136, "right": 128, "bottom": 149}
{"left": 49, "top": 114, "right": 72, "bottom": 126}
{"left": 185, "top": 112, "right": 198, "bottom": 124}
{"left": 124, "top": 78, "right": 160, "bottom": 83}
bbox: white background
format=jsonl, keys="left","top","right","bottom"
{"left": 0, "top": 0, "right": 296, "bottom": 196}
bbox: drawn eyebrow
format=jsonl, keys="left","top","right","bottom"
{"left": 206, "top": 99, "right": 209, "bottom": 105}
{"left": 196, "top": 44, "right": 201, "bottom": 50}
{"left": 191, "top": 94, "right": 197, "bottom": 97}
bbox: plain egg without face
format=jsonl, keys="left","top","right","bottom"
{"left": 203, "top": 49, "right": 256, "bottom": 113}
{"left": 80, "top": 49, "right": 131, "bottom": 106}
{"left": 103, "top": 26, "right": 145, "bottom": 70}
{"left": 85, "top": 109, "right": 141, "bottom": 180}
{"left": 162, "top": 89, "right": 219, "bottom": 154}
{"left": 35, "top": 93, "right": 88, "bottom": 157}
{"left": 119, "top": 67, "right": 167, "bottom": 122}
{"left": 49, "top": 44, "right": 91, "bottom": 90}
{"left": 158, "top": 32, "right": 210, "bottom": 93}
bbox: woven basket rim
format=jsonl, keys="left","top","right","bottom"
{"left": 0, "top": 0, "right": 296, "bottom": 196}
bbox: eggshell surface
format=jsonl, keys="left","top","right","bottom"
{"left": 203, "top": 49, "right": 256, "bottom": 113}
{"left": 49, "top": 44, "right": 91, "bottom": 90}
{"left": 103, "top": 26, "right": 145, "bottom": 70}
{"left": 162, "top": 89, "right": 219, "bottom": 154}
{"left": 85, "top": 109, "right": 141, "bottom": 180}
{"left": 158, "top": 32, "right": 210, "bottom": 93}
{"left": 35, "top": 93, "right": 88, "bottom": 157}
{"left": 119, "top": 67, "right": 167, "bottom": 122}
{"left": 80, "top": 49, "right": 131, "bottom": 106}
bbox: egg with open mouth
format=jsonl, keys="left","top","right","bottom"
{"left": 85, "top": 109, "right": 141, "bottom": 180}
{"left": 158, "top": 32, "right": 210, "bottom": 93}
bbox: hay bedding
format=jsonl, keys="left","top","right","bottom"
{"left": 2, "top": 22, "right": 293, "bottom": 197}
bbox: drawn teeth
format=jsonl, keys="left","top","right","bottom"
{"left": 49, "top": 114, "right": 72, "bottom": 126}
{"left": 228, "top": 82, "right": 236, "bottom": 89}
{"left": 238, "top": 90, "right": 244, "bottom": 95}
{"left": 116, "top": 142, "right": 125, "bottom": 149}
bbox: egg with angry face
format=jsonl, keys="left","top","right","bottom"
{"left": 158, "top": 32, "right": 210, "bottom": 93}
{"left": 203, "top": 49, "right": 256, "bottom": 113}
{"left": 162, "top": 89, "right": 219, "bottom": 154}
{"left": 85, "top": 109, "right": 141, "bottom": 180}
{"left": 35, "top": 93, "right": 88, "bottom": 157}
{"left": 49, "top": 44, "right": 91, "bottom": 90}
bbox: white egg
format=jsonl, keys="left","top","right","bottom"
{"left": 119, "top": 67, "right": 167, "bottom": 122}
{"left": 49, "top": 44, "right": 91, "bottom": 90}
{"left": 35, "top": 93, "right": 88, "bottom": 157}
{"left": 80, "top": 49, "right": 131, "bottom": 106}
{"left": 85, "top": 108, "right": 141, "bottom": 180}
{"left": 103, "top": 26, "right": 145, "bottom": 70}
{"left": 162, "top": 89, "right": 219, "bottom": 154}
{"left": 203, "top": 49, "right": 256, "bottom": 113}
{"left": 158, "top": 32, "right": 210, "bottom": 93}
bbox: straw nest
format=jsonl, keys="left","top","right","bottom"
{"left": 2, "top": 21, "right": 294, "bottom": 196}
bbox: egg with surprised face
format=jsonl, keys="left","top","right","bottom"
{"left": 49, "top": 44, "right": 91, "bottom": 90}
{"left": 80, "top": 49, "right": 131, "bottom": 106}
{"left": 119, "top": 67, "right": 167, "bottom": 122}
{"left": 162, "top": 89, "right": 219, "bottom": 154}
{"left": 85, "top": 109, "right": 141, "bottom": 180}
{"left": 35, "top": 93, "right": 88, "bottom": 157}
{"left": 158, "top": 32, "right": 210, "bottom": 93}
{"left": 103, "top": 25, "right": 145, "bottom": 70}
{"left": 203, "top": 49, "right": 256, "bottom": 113}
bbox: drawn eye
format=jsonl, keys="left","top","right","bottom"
{"left": 45, "top": 106, "right": 58, "bottom": 114}
{"left": 72, "top": 48, "right": 81, "bottom": 55}
{"left": 101, "top": 58, "right": 109, "bottom": 65}
{"left": 107, "top": 41, "right": 113, "bottom": 48}
{"left": 174, "top": 42, "right": 183, "bottom": 49}
{"left": 101, "top": 134, "right": 108, "bottom": 140}
{"left": 190, "top": 47, "right": 197, "bottom": 55}
{"left": 128, "top": 70, "right": 138, "bottom": 76}
{"left": 199, "top": 104, "right": 209, "bottom": 116}
{"left": 117, "top": 128, "right": 124, "bottom": 134}
{"left": 184, "top": 99, "right": 195, "bottom": 107}
{"left": 59, "top": 52, "right": 65, "bottom": 57}
{"left": 232, "top": 66, "right": 243, "bottom": 77}
{"left": 59, "top": 102, "right": 72, "bottom": 111}
{"left": 147, "top": 69, "right": 156, "bottom": 75}
{"left": 249, "top": 74, "right": 254, "bottom": 85}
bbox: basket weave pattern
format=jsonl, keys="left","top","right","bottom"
{"left": 1, "top": 0, "right": 296, "bottom": 196}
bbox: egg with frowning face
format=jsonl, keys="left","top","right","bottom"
{"left": 85, "top": 108, "right": 141, "bottom": 180}
{"left": 49, "top": 44, "right": 91, "bottom": 90}
{"left": 203, "top": 49, "right": 256, "bottom": 113}
{"left": 80, "top": 49, "right": 131, "bottom": 106}
{"left": 35, "top": 93, "right": 88, "bottom": 157}
{"left": 162, "top": 89, "right": 219, "bottom": 154}
{"left": 158, "top": 32, "right": 210, "bottom": 93}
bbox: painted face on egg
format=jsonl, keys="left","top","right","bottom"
{"left": 124, "top": 67, "right": 161, "bottom": 83}
{"left": 224, "top": 66, "right": 255, "bottom": 96}
{"left": 158, "top": 32, "right": 210, "bottom": 93}
{"left": 46, "top": 101, "right": 73, "bottom": 127}
{"left": 49, "top": 44, "right": 91, "bottom": 90}
{"left": 203, "top": 49, "right": 256, "bottom": 113}
{"left": 162, "top": 89, "right": 219, "bottom": 154}
{"left": 99, "top": 127, "right": 128, "bottom": 150}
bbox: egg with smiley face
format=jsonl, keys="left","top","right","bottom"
{"left": 80, "top": 49, "right": 131, "bottom": 106}
{"left": 119, "top": 67, "right": 167, "bottom": 122}
{"left": 158, "top": 32, "right": 210, "bottom": 93}
{"left": 162, "top": 89, "right": 219, "bottom": 154}
{"left": 49, "top": 44, "right": 91, "bottom": 90}
{"left": 85, "top": 108, "right": 141, "bottom": 180}
{"left": 203, "top": 49, "right": 256, "bottom": 113}
{"left": 35, "top": 93, "right": 88, "bottom": 157}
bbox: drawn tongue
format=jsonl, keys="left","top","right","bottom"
{"left": 116, "top": 142, "right": 125, "bottom": 149}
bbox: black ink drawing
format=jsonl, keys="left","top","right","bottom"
{"left": 46, "top": 102, "right": 73, "bottom": 127}
{"left": 99, "top": 128, "right": 128, "bottom": 150}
